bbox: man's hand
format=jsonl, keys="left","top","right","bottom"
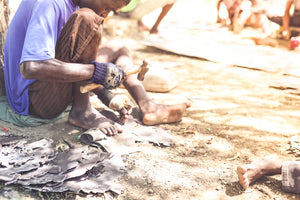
{"left": 108, "top": 95, "right": 132, "bottom": 123}
{"left": 90, "top": 61, "right": 125, "bottom": 89}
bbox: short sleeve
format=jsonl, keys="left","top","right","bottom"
{"left": 21, "top": 1, "right": 60, "bottom": 62}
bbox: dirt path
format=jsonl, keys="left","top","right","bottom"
{"left": 1, "top": 0, "right": 300, "bottom": 199}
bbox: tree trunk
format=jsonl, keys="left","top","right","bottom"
{"left": 0, "top": 0, "right": 9, "bottom": 96}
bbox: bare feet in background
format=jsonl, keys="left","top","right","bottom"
{"left": 237, "top": 159, "right": 282, "bottom": 189}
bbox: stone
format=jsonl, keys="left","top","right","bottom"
{"left": 141, "top": 68, "right": 177, "bottom": 93}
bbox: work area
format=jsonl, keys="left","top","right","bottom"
{"left": 0, "top": 0, "right": 300, "bottom": 199}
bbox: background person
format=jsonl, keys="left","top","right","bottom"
{"left": 268, "top": 0, "right": 300, "bottom": 40}
{"left": 118, "top": 0, "right": 177, "bottom": 34}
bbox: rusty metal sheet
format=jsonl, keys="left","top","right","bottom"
{"left": 0, "top": 136, "right": 126, "bottom": 194}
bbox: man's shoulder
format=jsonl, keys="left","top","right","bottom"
{"left": 29, "top": 0, "right": 70, "bottom": 10}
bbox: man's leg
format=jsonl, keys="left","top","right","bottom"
{"left": 96, "top": 40, "right": 190, "bottom": 125}
{"left": 237, "top": 159, "right": 282, "bottom": 189}
{"left": 129, "top": 0, "right": 176, "bottom": 33}
{"left": 216, "top": 0, "right": 223, "bottom": 23}
{"left": 29, "top": 8, "right": 122, "bottom": 135}
{"left": 28, "top": 81, "right": 72, "bottom": 119}
{"left": 232, "top": 0, "right": 252, "bottom": 33}
{"left": 238, "top": 159, "right": 300, "bottom": 193}
{"left": 150, "top": 3, "right": 174, "bottom": 34}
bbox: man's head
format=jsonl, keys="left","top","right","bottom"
{"left": 76, "top": 0, "right": 131, "bottom": 18}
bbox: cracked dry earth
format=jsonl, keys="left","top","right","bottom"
{"left": 1, "top": 0, "right": 300, "bottom": 199}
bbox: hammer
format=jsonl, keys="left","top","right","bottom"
{"left": 80, "top": 59, "right": 150, "bottom": 93}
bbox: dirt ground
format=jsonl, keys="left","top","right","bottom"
{"left": 1, "top": 0, "right": 300, "bottom": 199}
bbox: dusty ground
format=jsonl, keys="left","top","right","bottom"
{"left": 1, "top": 0, "right": 300, "bottom": 199}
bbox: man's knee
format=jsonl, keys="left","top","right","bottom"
{"left": 72, "top": 8, "right": 101, "bottom": 21}
{"left": 56, "top": 8, "right": 104, "bottom": 63}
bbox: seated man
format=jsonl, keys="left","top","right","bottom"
{"left": 237, "top": 158, "right": 300, "bottom": 193}
{"left": 118, "top": 0, "right": 177, "bottom": 34}
{"left": 268, "top": 0, "right": 300, "bottom": 40}
{"left": 217, "top": 0, "right": 272, "bottom": 36}
{"left": 4, "top": 0, "right": 190, "bottom": 136}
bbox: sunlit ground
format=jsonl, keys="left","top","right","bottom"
{"left": 137, "top": 0, "right": 300, "bottom": 136}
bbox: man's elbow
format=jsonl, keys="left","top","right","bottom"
{"left": 20, "top": 61, "right": 37, "bottom": 79}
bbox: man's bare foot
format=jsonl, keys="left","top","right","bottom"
{"left": 68, "top": 106, "right": 122, "bottom": 136}
{"left": 142, "top": 102, "right": 191, "bottom": 125}
{"left": 137, "top": 20, "right": 149, "bottom": 32}
{"left": 149, "top": 28, "right": 158, "bottom": 34}
{"left": 237, "top": 159, "right": 282, "bottom": 189}
{"left": 237, "top": 164, "right": 262, "bottom": 189}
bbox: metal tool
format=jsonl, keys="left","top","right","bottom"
{"left": 80, "top": 59, "right": 150, "bottom": 93}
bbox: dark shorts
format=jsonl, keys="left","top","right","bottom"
{"left": 28, "top": 8, "right": 103, "bottom": 119}
{"left": 269, "top": 14, "right": 300, "bottom": 28}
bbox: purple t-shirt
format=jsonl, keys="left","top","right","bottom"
{"left": 4, "top": 0, "right": 78, "bottom": 115}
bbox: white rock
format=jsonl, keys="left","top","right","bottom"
{"left": 142, "top": 68, "right": 177, "bottom": 93}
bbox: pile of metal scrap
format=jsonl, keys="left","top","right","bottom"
{"left": 79, "top": 118, "right": 174, "bottom": 155}
{"left": 0, "top": 135, "right": 125, "bottom": 194}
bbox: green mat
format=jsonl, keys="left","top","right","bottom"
{"left": 0, "top": 96, "right": 65, "bottom": 127}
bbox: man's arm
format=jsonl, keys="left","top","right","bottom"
{"left": 282, "top": 0, "right": 293, "bottom": 40}
{"left": 150, "top": 3, "right": 174, "bottom": 34}
{"left": 217, "top": 0, "right": 223, "bottom": 22}
{"left": 20, "top": 59, "right": 94, "bottom": 82}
